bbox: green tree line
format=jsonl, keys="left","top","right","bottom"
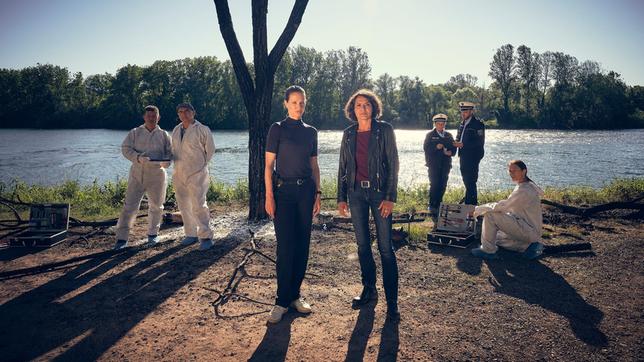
{"left": 1, "top": 44, "right": 642, "bottom": 130}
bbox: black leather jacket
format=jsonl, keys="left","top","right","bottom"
{"left": 337, "top": 120, "right": 399, "bottom": 202}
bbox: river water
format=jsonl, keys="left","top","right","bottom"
{"left": 0, "top": 129, "right": 642, "bottom": 190}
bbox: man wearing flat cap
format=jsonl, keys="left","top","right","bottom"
{"left": 453, "top": 101, "right": 485, "bottom": 205}
{"left": 171, "top": 102, "right": 216, "bottom": 251}
{"left": 423, "top": 113, "right": 456, "bottom": 217}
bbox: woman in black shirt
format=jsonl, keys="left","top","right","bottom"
{"left": 264, "top": 85, "right": 321, "bottom": 324}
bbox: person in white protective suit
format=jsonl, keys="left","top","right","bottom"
{"left": 114, "top": 105, "right": 172, "bottom": 250}
{"left": 171, "top": 102, "right": 216, "bottom": 251}
{"left": 470, "top": 159, "right": 545, "bottom": 260}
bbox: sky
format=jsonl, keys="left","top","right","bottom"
{"left": 1, "top": 0, "right": 643, "bottom": 86}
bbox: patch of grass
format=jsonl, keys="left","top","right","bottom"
{"left": 2, "top": 177, "right": 641, "bottom": 221}
{"left": 0, "top": 179, "right": 128, "bottom": 221}
{"left": 319, "top": 178, "right": 338, "bottom": 210}
{"left": 543, "top": 178, "right": 644, "bottom": 205}
{"left": 205, "top": 179, "right": 249, "bottom": 204}
{"left": 0, "top": 177, "right": 250, "bottom": 221}
{"left": 403, "top": 222, "right": 433, "bottom": 241}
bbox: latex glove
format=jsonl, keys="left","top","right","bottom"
{"left": 138, "top": 156, "right": 151, "bottom": 164}
{"left": 473, "top": 205, "right": 493, "bottom": 218}
{"left": 160, "top": 161, "right": 171, "bottom": 168}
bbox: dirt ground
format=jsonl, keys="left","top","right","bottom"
{"left": 0, "top": 205, "right": 642, "bottom": 361}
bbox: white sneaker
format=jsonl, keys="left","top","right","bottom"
{"left": 267, "top": 305, "right": 288, "bottom": 324}
{"left": 290, "top": 298, "right": 312, "bottom": 314}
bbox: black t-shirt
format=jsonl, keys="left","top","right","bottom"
{"left": 266, "top": 117, "right": 318, "bottom": 178}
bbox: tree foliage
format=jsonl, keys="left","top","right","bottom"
{"left": 1, "top": 44, "right": 641, "bottom": 130}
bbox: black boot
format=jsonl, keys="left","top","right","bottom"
{"left": 352, "top": 286, "right": 377, "bottom": 307}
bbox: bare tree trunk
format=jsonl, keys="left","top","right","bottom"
{"left": 247, "top": 88, "right": 274, "bottom": 220}
{"left": 213, "top": 0, "right": 309, "bottom": 220}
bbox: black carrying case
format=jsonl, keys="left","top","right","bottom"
{"left": 9, "top": 203, "right": 70, "bottom": 247}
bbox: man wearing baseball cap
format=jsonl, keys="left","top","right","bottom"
{"left": 453, "top": 101, "right": 485, "bottom": 205}
{"left": 171, "top": 102, "right": 216, "bottom": 251}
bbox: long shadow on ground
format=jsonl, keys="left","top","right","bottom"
{"left": 377, "top": 316, "right": 399, "bottom": 361}
{"left": 0, "top": 248, "right": 138, "bottom": 281}
{"left": 0, "top": 246, "right": 47, "bottom": 262}
{"left": 248, "top": 312, "right": 300, "bottom": 362}
{"left": 485, "top": 255, "right": 608, "bottom": 347}
{"left": 429, "top": 244, "right": 607, "bottom": 347}
{"left": 427, "top": 244, "right": 483, "bottom": 275}
{"left": 345, "top": 302, "right": 376, "bottom": 362}
{"left": 0, "top": 233, "right": 244, "bottom": 361}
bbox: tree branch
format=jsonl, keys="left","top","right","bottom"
{"left": 268, "top": 0, "right": 309, "bottom": 74}
{"left": 213, "top": 0, "right": 255, "bottom": 101}
{"left": 252, "top": 0, "right": 269, "bottom": 85}
{"left": 541, "top": 196, "right": 644, "bottom": 217}
{"left": 0, "top": 197, "right": 26, "bottom": 223}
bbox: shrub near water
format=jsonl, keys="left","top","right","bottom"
{"left": 1, "top": 178, "right": 642, "bottom": 221}
{"left": 0, "top": 179, "right": 128, "bottom": 221}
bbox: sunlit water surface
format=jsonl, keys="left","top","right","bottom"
{"left": 1, "top": 129, "right": 642, "bottom": 190}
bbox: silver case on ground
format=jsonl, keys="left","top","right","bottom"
{"left": 427, "top": 203, "right": 480, "bottom": 248}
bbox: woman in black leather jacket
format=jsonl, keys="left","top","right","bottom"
{"left": 336, "top": 89, "right": 400, "bottom": 322}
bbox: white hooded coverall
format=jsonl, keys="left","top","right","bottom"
{"left": 474, "top": 181, "right": 544, "bottom": 253}
{"left": 171, "top": 120, "right": 215, "bottom": 239}
{"left": 115, "top": 125, "right": 172, "bottom": 240}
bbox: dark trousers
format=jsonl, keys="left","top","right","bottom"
{"left": 428, "top": 163, "right": 451, "bottom": 211}
{"left": 348, "top": 188, "right": 399, "bottom": 308}
{"left": 459, "top": 157, "right": 480, "bottom": 205}
{"left": 273, "top": 178, "right": 316, "bottom": 307}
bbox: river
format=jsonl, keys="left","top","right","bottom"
{"left": 1, "top": 128, "right": 642, "bottom": 190}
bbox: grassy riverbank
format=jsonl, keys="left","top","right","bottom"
{"left": 1, "top": 178, "right": 642, "bottom": 221}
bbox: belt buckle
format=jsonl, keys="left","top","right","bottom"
{"left": 296, "top": 179, "right": 304, "bottom": 186}
{"left": 360, "top": 180, "right": 370, "bottom": 188}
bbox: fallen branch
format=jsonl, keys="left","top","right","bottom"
{"left": 68, "top": 227, "right": 110, "bottom": 246}
{"left": 541, "top": 195, "right": 644, "bottom": 217}
{"left": 0, "top": 226, "right": 29, "bottom": 240}
{"left": 544, "top": 242, "right": 592, "bottom": 254}
{"left": 332, "top": 213, "right": 425, "bottom": 225}
{"left": 68, "top": 214, "right": 147, "bottom": 227}
{"left": 209, "top": 229, "right": 319, "bottom": 318}
{"left": 0, "top": 198, "right": 24, "bottom": 223}
{"left": 209, "top": 229, "right": 276, "bottom": 318}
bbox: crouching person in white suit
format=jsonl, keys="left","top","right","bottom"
{"left": 114, "top": 105, "right": 172, "bottom": 250}
{"left": 470, "top": 160, "right": 544, "bottom": 260}
{"left": 171, "top": 103, "right": 215, "bottom": 251}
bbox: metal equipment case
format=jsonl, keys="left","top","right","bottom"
{"left": 9, "top": 204, "right": 70, "bottom": 247}
{"left": 427, "top": 203, "right": 479, "bottom": 248}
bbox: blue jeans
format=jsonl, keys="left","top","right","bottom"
{"left": 348, "top": 188, "right": 399, "bottom": 307}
